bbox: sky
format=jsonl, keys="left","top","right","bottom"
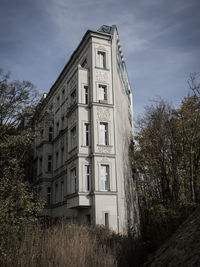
{"left": 0, "top": 0, "right": 200, "bottom": 121}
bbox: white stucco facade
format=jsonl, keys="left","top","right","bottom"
{"left": 34, "top": 25, "right": 140, "bottom": 235}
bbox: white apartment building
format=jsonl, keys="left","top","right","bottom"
{"left": 34, "top": 25, "right": 140, "bottom": 234}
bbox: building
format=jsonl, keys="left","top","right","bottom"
{"left": 34, "top": 25, "right": 140, "bottom": 234}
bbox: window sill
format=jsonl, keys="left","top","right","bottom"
{"left": 95, "top": 66, "right": 109, "bottom": 71}
{"left": 97, "top": 144, "right": 112, "bottom": 148}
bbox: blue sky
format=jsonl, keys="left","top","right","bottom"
{"left": 1, "top": 0, "right": 200, "bottom": 120}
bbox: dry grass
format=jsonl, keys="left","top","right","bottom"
{"left": 0, "top": 224, "right": 118, "bottom": 267}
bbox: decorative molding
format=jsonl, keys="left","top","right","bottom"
{"left": 95, "top": 70, "right": 108, "bottom": 83}
{"left": 97, "top": 146, "right": 112, "bottom": 154}
{"left": 97, "top": 45, "right": 106, "bottom": 51}
{"left": 100, "top": 157, "right": 110, "bottom": 163}
{"left": 97, "top": 107, "right": 110, "bottom": 121}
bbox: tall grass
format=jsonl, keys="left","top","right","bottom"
{"left": 0, "top": 224, "right": 118, "bottom": 267}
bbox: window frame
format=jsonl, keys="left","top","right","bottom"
{"left": 97, "top": 51, "right": 106, "bottom": 69}
{"left": 61, "top": 181, "right": 64, "bottom": 201}
{"left": 98, "top": 84, "right": 107, "bottom": 102}
{"left": 104, "top": 212, "right": 109, "bottom": 227}
{"left": 71, "top": 167, "right": 77, "bottom": 194}
{"left": 49, "top": 127, "right": 53, "bottom": 141}
{"left": 55, "top": 151, "right": 59, "bottom": 169}
{"left": 99, "top": 122, "right": 109, "bottom": 145}
{"left": 84, "top": 165, "right": 90, "bottom": 191}
{"left": 70, "top": 126, "right": 77, "bottom": 150}
{"left": 83, "top": 85, "right": 89, "bottom": 104}
{"left": 39, "top": 157, "right": 43, "bottom": 174}
{"left": 47, "top": 155, "right": 52, "bottom": 172}
{"left": 81, "top": 58, "right": 87, "bottom": 68}
{"left": 83, "top": 123, "right": 89, "bottom": 146}
{"left": 70, "top": 88, "right": 77, "bottom": 105}
{"left": 99, "top": 164, "right": 110, "bottom": 191}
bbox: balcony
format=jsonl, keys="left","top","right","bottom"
{"left": 65, "top": 193, "right": 91, "bottom": 209}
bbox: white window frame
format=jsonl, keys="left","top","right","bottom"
{"left": 99, "top": 122, "right": 109, "bottom": 145}
{"left": 97, "top": 51, "right": 106, "bottom": 69}
{"left": 98, "top": 84, "right": 107, "bottom": 101}
{"left": 83, "top": 85, "right": 89, "bottom": 104}
{"left": 84, "top": 165, "right": 90, "bottom": 191}
{"left": 83, "top": 123, "right": 89, "bottom": 146}
{"left": 100, "top": 164, "right": 110, "bottom": 191}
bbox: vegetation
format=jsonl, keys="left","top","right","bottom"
{"left": 0, "top": 69, "right": 200, "bottom": 266}
{"left": 0, "top": 69, "right": 42, "bottom": 235}
{"left": 0, "top": 224, "right": 118, "bottom": 267}
{"left": 135, "top": 73, "right": 200, "bottom": 248}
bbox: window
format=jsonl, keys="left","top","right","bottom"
{"left": 100, "top": 165, "right": 109, "bottom": 191}
{"left": 61, "top": 116, "right": 65, "bottom": 129}
{"left": 49, "top": 104, "right": 53, "bottom": 111}
{"left": 71, "top": 126, "right": 77, "bottom": 149}
{"left": 99, "top": 123, "right": 108, "bottom": 145}
{"left": 55, "top": 184, "right": 58, "bottom": 203}
{"left": 40, "top": 129, "right": 44, "bottom": 139}
{"left": 99, "top": 84, "right": 107, "bottom": 101}
{"left": 61, "top": 147, "right": 64, "bottom": 165}
{"left": 84, "top": 123, "right": 89, "bottom": 146}
{"left": 56, "top": 121, "right": 59, "bottom": 134}
{"left": 55, "top": 152, "right": 59, "bottom": 169}
{"left": 49, "top": 127, "right": 53, "bottom": 141}
{"left": 85, "top": 165, "right": 90, "bottom": 191}
{"left": 97, "top": 51, "right": 106, "bottom": 68}
{"left": 61, "top": 181, "right": 64, "bottom": 201}
{"left": 62, "top": 88, "right": 65, "bottom": 99}
{"left": 57, "top": 95, "right": 60, "bottom": 108}
{"left": 86, "top": 214, "right": 91, "bottom": 225}
{"left": 39, "top": 157, "right": 43, "bottom": 174}
{"left": 105, "top": 213, "right": 109, "bottom": 227}
{"left": 47, "top": 187, "right": 51, "bottom": 205}
{"left": 71, "top": 89, "right": 77, "bottom": 105}
{"left": 81, "top": 58, "right": 87, "bottom": 68}
{"left": 71, "top": 168, "right": 76, "bottom": 194}
{"left": 83, "top": 86, "right": 89, "bottom": 104}
{"left": 47, "top": 155, "right": 52, "bottom": 172}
